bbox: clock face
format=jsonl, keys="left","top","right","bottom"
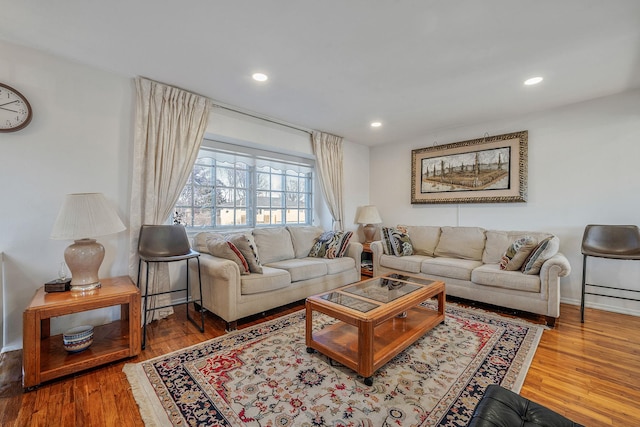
{"left": 0, "top": 83, "right": 33, "bottom": 132}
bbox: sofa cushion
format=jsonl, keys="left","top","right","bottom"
{"left": 265, "top": 258, "right": 328, "bottom": 282}
{"left": 207, "top": 239, "right": 250, "bottom": 275}
{"left": 380, "top": 254, "right": 427, "bottom": 274}
{"left": 499, "top": 236, "right": 538, "bottom": 271}
{"left": 287, "top": 226, "right": 324, "bottom": 258}
{"left": 252, "top": 227, "right": 295, "bottom": 264}
{"left": 483, "top": 230, "right": 552, "bottom": 264}
{"left": 472, "top": 264, "right": 541, "bottom": 293}
{"left": 422, "top": 258, "right": 483, "bottom": 281}
{"left": 308, "top": 256, "right": 356, "bottom": 275}
{"left": 398, "top": 225, "right": 441, "bottom": 256}
{"left": 308, "top": 231, "right": 353, "bottom": 258}
{"left": 434, "top": 227, "right": 486, "bottom": 260}
{"left": 521, "top": 236, "right": 560, "bottom": 275}
{"left": 226, "top": 233, "right": 263, "bottom": 274}
{"left": 382, "top": 227, "right": 413, "bottom": 256}
{"left": 240, "top": 266, "right": 291, "bottom": 295}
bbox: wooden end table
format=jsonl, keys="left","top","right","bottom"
{"left": 22, "top": 276, "right": 141, "bottom": 389}
{"left": 305, "top": 273, "right": 445, "bottom": 385}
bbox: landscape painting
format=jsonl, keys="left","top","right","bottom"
{"left": 411, "top": 131, "right": 527, "bottom": 204}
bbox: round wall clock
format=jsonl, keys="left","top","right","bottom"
{"left": 0, "top": 82, "right": 33, "bottom": 132}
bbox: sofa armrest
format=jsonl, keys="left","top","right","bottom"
{"left": 539, "top": 252, "right": 571, "bottom": 318}
{"left": 370, "top": 240, "right": 384, "bottom": 276}
{"left": 540, "top": 252, "right": 571, "bottom": 278}
{"left": 190, "top": 253, "right": 242, "bottom": 322}
{"left": 345, "top": 241, "right": 363, "bottom": 276}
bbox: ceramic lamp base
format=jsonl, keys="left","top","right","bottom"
{"left": 363, "top": 224, "right": 377, "bottom": 243}
{"left": 64, "top": 238, "right": 104, "bottom": 292}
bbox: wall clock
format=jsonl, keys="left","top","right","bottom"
{"left": 0, "top": 82, "right": 33, "bottom": 132}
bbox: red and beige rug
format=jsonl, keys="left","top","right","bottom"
{"left": 124, "top": 302, "right": 544, "bottom": 426}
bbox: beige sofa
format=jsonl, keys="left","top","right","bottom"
{"left": 371, "top": 226, "right": 571, "bottom": 325}
{"left": 189, "top": 226, "right": 361, "bottom": 330}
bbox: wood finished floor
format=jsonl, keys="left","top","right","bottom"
{"left": 1, "top": 301, "right": 639, "bottom": 426}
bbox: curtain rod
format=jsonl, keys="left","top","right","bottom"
{"left": 212, "top": 103, "right": 312, "bottom": 135}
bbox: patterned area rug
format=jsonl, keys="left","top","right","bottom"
{"left": 124, "top": 302, "right": 544, "bottom": 426}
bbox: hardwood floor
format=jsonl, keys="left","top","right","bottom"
{"left": 1, "top": 301, "right": 638, "bottom": 426}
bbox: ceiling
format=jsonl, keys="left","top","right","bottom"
{"left": 2, "top": 1, "right": 639, "bottom": 146}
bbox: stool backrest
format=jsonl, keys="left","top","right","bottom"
{"left": 138, "top": 225, "right": 192, "bottom": 258}
{"left": 582, "top": 224, "right": 640, "bottom": 258}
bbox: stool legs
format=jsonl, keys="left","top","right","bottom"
{"left": 137, "top": 257, "right": 205, "bottom": 350}
{"left": 580, "top": 255, "right": 587, "bottom": 323}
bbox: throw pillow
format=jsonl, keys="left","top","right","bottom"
{"left": 227, "top": 233, "right": 263, "bottom": 274}
{"left": 499, "top": 236, "right": 538, "bottom": 271}
{"left": 386, "top": 227, "right": 414, "bottom": 256}
{"left": 308, "top": 231, "right": 353, "bottom": 259}
{"left": 521, "top": 236, "right": 560, "bottom": 275}
{"left": 207, "top": 239, "right": 250, "bottom": 275}
{"left": 381, "top": 227, "right": 395, "bottom": 255}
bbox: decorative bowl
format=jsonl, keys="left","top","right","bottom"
{"left": 63, "top": 325, "right": 94, "bottom": 352}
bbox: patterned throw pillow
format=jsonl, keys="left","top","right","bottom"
{"left": 207, "top": 239, "right": 250, "bottom": 275}
{"left": 381, "top": 227, "right": 395, "bottom": 255}
{"left": 521, "top": 236, "right": 560, "bottom": 275}
{"left": 227, "top": 233, "right": 263, "bottom": 274}
{"left": 308, "top": 231, "right": 353, "bottom": 259}
{"left": 499, "top": 236, "right": 538, "bottom": 271}
{"left": 381, "top": 227, "right": 414, "bottom": 257}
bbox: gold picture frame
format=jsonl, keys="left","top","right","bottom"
{"left": 411, "top": 130, "right": 527, "bottom": 204}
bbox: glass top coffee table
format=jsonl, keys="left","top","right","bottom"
{"left": 305, "top": 273, "right": 445, "bottom": 385}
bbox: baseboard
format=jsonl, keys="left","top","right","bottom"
{"left": 1, "top": 343, "right": 22, "bottom": 354}
{"left": 560, "top": 297, "right": 640, "bottom": 317}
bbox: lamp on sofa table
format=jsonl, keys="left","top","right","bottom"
{"left": 356, "top": 205, "right": 382, "bottom": 243}
{"left": 50, "top": 193, "right": 126, "bottom": 292}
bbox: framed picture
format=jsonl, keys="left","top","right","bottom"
{"left": 411, "top": 130, "right": 527, "bottom": 204}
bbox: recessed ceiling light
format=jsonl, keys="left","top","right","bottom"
{"left": 524, "top": 76, "right": 543, "bottom": 86}
{"left": 252, "top": 73, "right": 268, "bottom": 82}
{"left": 370, "top": 122, "right": 382, "bottom": 128}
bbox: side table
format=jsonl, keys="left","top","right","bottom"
{"left": 23, "top": 276, "right": 141, "bottom": 389}
{"left": 361, "top": 242, "right": 373, "bottom": 278}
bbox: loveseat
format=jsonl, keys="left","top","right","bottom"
{"left": 189, "top": 226, "right": 361, "bottom": 331}
{"left": 371, "top": 226, "right": 571, "bottom": 325}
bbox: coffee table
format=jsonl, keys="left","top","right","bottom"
{"left": 305, "top": 273, "right": 445, "bottom": 385}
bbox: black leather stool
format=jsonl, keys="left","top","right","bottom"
{"left": 469, "top": 385, "right": 584, "bottom": 427}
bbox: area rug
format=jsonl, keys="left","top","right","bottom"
{"left": 124, "top": 302, "right": 544, "bottom": 426}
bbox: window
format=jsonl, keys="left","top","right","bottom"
{"left": 174, "top": 139, "right": 314, "bottom": 229}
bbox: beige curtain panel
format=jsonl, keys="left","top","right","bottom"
{"left": 129, "top": 76, "right": 211, "bottom": 323}
{"left": 312, "top": 131, "right": 344, "bottom": 231}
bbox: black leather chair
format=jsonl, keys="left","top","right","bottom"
{"left": 581, "top": 224, "right": 640, "bottom": 322}
{"left": 469, "top": 385, "right": 584, "bottom": 427}
{"left": 137, "top": 224, "right": 204, "bottom": 349}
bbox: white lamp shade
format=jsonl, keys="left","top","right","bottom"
{"left": 356, "top": 205, "right": 382, "bottom": 225}
{"left": 51, "top": 193, "right": 126, "bottom": 240}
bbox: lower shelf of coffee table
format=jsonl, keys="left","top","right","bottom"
{"left": 308, "top": 305, "right": 444, "bottom": 377}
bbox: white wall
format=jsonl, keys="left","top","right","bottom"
{"left": 0, "top": 40, "right": 134, "bottom": 351}
{"left": 370, "top": 89, "right": 640, "bottom": 316}
{"left": 0, "top": 40, "right": 370, "bottom": 351}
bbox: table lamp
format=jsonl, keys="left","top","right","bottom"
{"left": 356, "top": 205, "right": 382, "bottom": 243}
{"left": 50, "top": 193, "right": 126, "bottom": 292}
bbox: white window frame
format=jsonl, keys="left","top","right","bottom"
{"left": 173, "top": 139, "right": 314, "bottom": 230}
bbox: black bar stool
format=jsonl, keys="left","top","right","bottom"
{"left": 581, "top": 224, "right": 640, "bottom": 322}
{"left": 137, "top": 224, "right": 204, "bottom": 349}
